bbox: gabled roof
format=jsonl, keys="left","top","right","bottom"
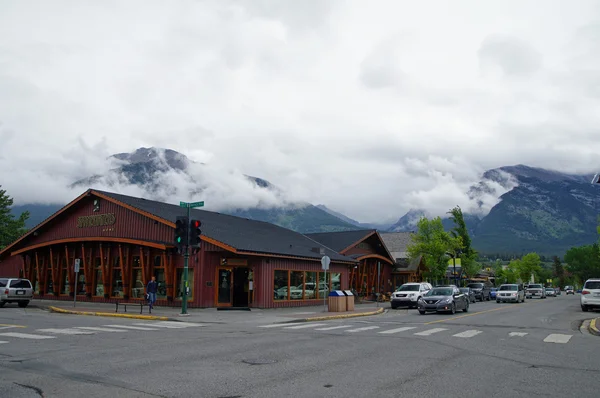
{"left": 380, "top": 232, "right": 414, "bottom": 253}
{"left": 305, "top": 230, "right": 376, "bottom": 253}
{"left": 93, "top": 190, "right": 355, "bottom": 263}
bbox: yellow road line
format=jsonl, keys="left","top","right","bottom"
{"left": 0, "top": 324, "right": 26, "bottom": 328}
{"left": 423, "top": 300, "right": 544, "bottom": 325}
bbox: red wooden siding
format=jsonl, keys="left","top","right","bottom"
{"left": 0, "top": 255, "right": 21, "bottom": 277}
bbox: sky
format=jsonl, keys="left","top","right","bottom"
{"left": 1, "top": 0, "right": 600, "bottom": 224}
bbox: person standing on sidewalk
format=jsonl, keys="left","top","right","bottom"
{"left": 147, "top": 276, "right": 158, "bottom": 309}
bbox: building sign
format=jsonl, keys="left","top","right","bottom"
{"left": 77, "top": 213, "right": 116, "bottom": 228}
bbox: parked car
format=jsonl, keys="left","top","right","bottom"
{"left": 417, "top": 285, "right": 469, "bottom": 315}
{"left": 580, "top": 278, "right": 600, "bottom": 312}
{"left": 565, "top": 286, "right": 575, "bottom": 295}
{"left": 555, "top": 287, "right": 561, "bottom": 296}
{"left": 545, "top": 287, "right": 556, "bottom": 297}
{"left": 490, "top": 287, "right": 498, "bottom": 300}
{"left": 525, "top": 284, "right": 546, "bottom": 299}
{"left": 496, "top": 284, "right": 525, "bottom": 303}
{"left": 390, "top": 282, "right": 432, "bottom": 309}
{"left": 0, "top": 278, "right": 34, "bottom": 308}
{"left": 466, "top": 282, "right": 491, "bottom": 301}
{"left": 459, "top": 287, "right": 476, "bottom": 303}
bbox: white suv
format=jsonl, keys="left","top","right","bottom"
{"left": 580, "top": 278, "right": 600, "bottom": 312}
{"left": 391, "top": 282, "right": 432, "bottom": 309}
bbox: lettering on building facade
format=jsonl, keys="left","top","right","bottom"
{"left": 77, "top": 213, "right": 116, "bottom": 228}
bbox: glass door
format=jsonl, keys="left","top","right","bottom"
{"left": 216, "top": 268, "right": 233, "bottom": 306}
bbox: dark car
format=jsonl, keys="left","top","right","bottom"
{"left": 459, "top": 287, "right": 476, "bottom": 303}
{"left": 418, "top": 286, "right": 469, "bottom": 315}
{"left": 466, "top": 282, "right": 491, "bottom": 301}
{"left": 490, "top": 287, "right": 498, "bottom": 300}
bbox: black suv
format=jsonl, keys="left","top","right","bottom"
{"left": 466, "top": 282, "right": 491, "bottom": 301}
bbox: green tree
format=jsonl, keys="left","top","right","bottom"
{"left": 447, "top": 205, "right": 480, "bottom": 280}
{"left": 502, "top": 260, "right": 519, "bottom": 284}
{"left": 552, "top": 256, "right": 565, "bottom": 287}
{"left": 0, "top": 186, "right": 29, "bottom": 250}
{"left": 564, "top": 244, "right": 600, "bottom": 282}
{"left": 515, "top": 252, "right": 542, "bottom": 283}
{"left": 407, "top": 216, "right": 461, "bottom": 284}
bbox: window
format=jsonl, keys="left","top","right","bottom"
{"left": 305, "top": 271, "right": 317, "bottom": 299}
{"left": 76, "top": 271, "right": 86, "bottom": 295}
{"left": 317, "top": 272, "right": 328, "bottom": 299}
{"left": 274, "top": 270, "right": 289, "bottom": 300}
{"left": 0, "top": 279, "right": 7, "bottom": 287}
{"left": 112, "top": 256, "right": 122, "bottom": 297}
{"left": 60, "top": 258, "right": 69, "bottom": 295}
{"left": 131, "top": 256, "right": 143, "bottom": 298}
{"left": 584, "top": 281, "right": 600, "bottom": 290}
{"left": 94, "top": 258, "right": 104, "bottom": 296}
{"left": 331, "top": 273, "right": 341, "bottom": 291}
{"left": 46, "top": 269, "right": 54, "bottom": 294}
{"left": 290, "top": 271, "right": 304, "bottom": 300}
{"left": 176, "top": 268, "right": 194, "bottom": 301}
{"left": 153, "top": 256, "right": 166, "bottom": 299}
{"left": 9, "top": 280, "right": 32, "bottom": 289}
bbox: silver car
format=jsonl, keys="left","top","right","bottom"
{"left": 496, "top": 283, "right": 525, "bottom": 303}
{"left": 0, "top": 278, "right": 34, "bottom": 308}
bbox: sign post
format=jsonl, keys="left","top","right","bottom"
{"left": 73, "top": 258, "right": 80, "bottom": 307}
{"left": 321, "top": 255, "right": 330, "bottom": 312}
{"left": 179, "top": 200, "right": 204, "bottom": 315}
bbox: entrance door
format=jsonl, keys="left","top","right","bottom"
{"left": 232, "top": 267, "right": 249, "bottom": 307}
{"left": 216, "top": 268, "right": 233, "bottom": 306}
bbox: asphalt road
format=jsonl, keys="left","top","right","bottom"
{"left": 0, "top": 294, "right": 597, "bottom": 398}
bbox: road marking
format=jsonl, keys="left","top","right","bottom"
{"left": 453, "top": 330, "right": 482, "bottom": 338}
{"left": 0, "top": 324, "right": 26, "bottom": 329}
{"left": 509, "top": 332, "right": 528, "bottom": 337}
{"left": 424, "top": 306, "right": 512, "bottom": 325}
{"left": 284, "top": 323, "right": 327, "bottom": 329}
{"left": 0, "top": 332, "right": 55, "bottom": 340}
{"left": 133, "top": 323, "right": 189, "bottom": 329}
{"left": 314, "top": 325, "right": 353, "bottom": 331}
{"left": 414, "top": 328, "right": 448, "bottom": 336}
{"left": 543, "top": 334, "right": 572, "bottom": 344}
{"left": 378, "top": 327, "right": 416, "bottom": 334}
{"left": 37, "top": 328, "right": 96, "bottom": 335}
{"left": 103, "top": 325, "right": 161, "bottom": 331}
{"left": 259, "top": 322, "right": 305, "bottom": 328}
{"left": 153, "top": 321, "right": 203, "bottom": 327}
{"left": 74, "top": 327, "right": 128, "bottom": 333}
{"left": 346, "top": 326, "right": 380, "bottom": 333}
{"left": 0, "top": 341, "right": 7, "bottom": 344}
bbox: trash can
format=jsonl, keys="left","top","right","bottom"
{"left": 328, "top": 290, "right": 346, "bottom": 312}
{"left": 343, "top": 290, "right": 355, "bottom": 311}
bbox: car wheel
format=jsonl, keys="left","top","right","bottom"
{"left": 17, "top": 301, "right": 29, "bottom": 308}
{"left": 451, "top": 303, "right": 456, "bottom": 314}
{"left": 463, "top": 302, "right": 469, "bottom": 313}
{"left": 496, "top": 300, "right": 500, "bottom": 303}
{"left": 0, "top": 301, "right": 6, "bottom": 308}
{"left": 418, "top": 310, "right": 426, "bottom": 315}
{"left": 486, "top": 294, "right": 490, "bottom": 301}
{"left": 582, "top": 305, "right": 589, "bottom": 312}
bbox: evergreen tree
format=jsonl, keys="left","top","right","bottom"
{"left": 0, "top": 186, "right": 30, "bottom": 250}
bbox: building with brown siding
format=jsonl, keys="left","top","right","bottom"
{"left": 0, "top": 189, "right": 358, "bottom": 309}
{"left": 306, "top": 230, "right": 395, "bottom": 299}
{"left": 380, "top": 232, "right": 427, "bottom": 288}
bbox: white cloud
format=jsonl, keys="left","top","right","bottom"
{"left": 1, "top": 0, "right": 600, "bottom": 224}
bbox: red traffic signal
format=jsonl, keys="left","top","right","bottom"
{"left": 189, "top": 219, "right": 202, "bottom": 248}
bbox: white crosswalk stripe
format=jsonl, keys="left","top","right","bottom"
{"left": 37, "top": 328, "right": 96, "bottom": 335}
{"left": 284, "top": 323, "right": 327, "bottom": 329}
{"left": 0, "top": 332, "right": 56, "bottom": 340}
{"left": 259, "top": 322, "right": 306, "bottom": 328}
{"left": 74, "top": 327, "right": 128, "bottom": 333}
{"left": 314, "top": 325, "right": 354, "bottom": 331}
{"left": 103, "top": 325, "right": 161, "bottom": 331}
{"left": 452, "top": 330, "right": 482, "bottom": 338}
{"left": 509, "top": 332, "right": 528, "bottom": 337}
{"left": 346, "top": 326, "right": 380, "bottom": 333}
{"left": 157, "top": 321, "right": 204, "bottom": 328}
{"left": 543, "top": 334, "right": 572, "bottom": 344}
{"left": 133, "top": 323, "right": 190, "bottom": 329}
{"left": 414, "top": 328, "right": 448, "bottom": 336}
{"left": 0, "top": 341, "right": 8, "bottom": 344}
{"left": 378, "top": 327, "right": 416, "bottom": 335}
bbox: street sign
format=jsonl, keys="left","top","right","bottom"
{"left": 179, "top": 201, "right": 188, "bottom": 208}
{"left": 180, "top": 201, "right": 204, "bottom": 208}
{"left": 74, "top": 258, "right": 80, "bottom": 273}
{"left": 321, "top": 255, "right": 330, "bottom": 270}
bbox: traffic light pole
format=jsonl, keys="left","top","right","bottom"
{"left": 182, "top": 204, "right": 190, "bottom": 315}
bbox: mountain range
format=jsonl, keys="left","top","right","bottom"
{"left": 9, "top": 147, "right": 600, "bottom": 257}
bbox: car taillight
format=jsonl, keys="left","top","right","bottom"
{"left": 582, "top": 290, "right": 590, "bottom": 295}
{"left": 3, "top": 289, "right": 7, "bottom": 294}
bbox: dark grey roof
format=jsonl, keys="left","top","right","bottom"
{"left": 380, "top": 232, "right": 414, "bottom": 253}
{"left": 93, "top": 189, "right": 356, "bottom": 263}
{"left": 305, "top": 230, "right": 375, "bottom": 253}
{"left": 393, "top": 256, "right": 422, "bottom": 272}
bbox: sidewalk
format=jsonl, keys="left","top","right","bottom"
{"left": 31, "top": 299, "right": 386, "bottom": 325}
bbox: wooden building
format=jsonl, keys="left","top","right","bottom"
{"left": 306, "top": 230, "right": 395, "bottom": 298}
{"left": 0, "top": 189, "right": 358, "bottom": 309}
{"left": 380, "top": 232, "right": 427, "bottom": 289}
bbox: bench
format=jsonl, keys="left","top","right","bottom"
{"left": 115, "top": 301, "right": 152, "bottom": 314}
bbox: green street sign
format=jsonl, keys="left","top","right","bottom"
{"left": 179, "top": 201, "right": 189, "bottom": 208}
{"left": 189, "top": 201, "right": 204, "bottom": 208}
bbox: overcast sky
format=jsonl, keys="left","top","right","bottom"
{"left": 1, "top": 0, "right": 600, "bottom": 223}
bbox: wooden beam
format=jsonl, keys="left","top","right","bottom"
{"left": 140, "top": 247, "right": 147, "bottom": 288}
{"left": 82, "top": 244, "right": 90, "bottom": 296}
{"left": 11, "top": 237, "right": 167, "bottom": 256}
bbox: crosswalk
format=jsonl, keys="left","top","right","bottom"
{"left": 258, "top": 323, "right": 574, "bottom": 344}
{"left": 0, "top": 321, "right": 203, "bottom": 344}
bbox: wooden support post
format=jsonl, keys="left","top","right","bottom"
{"left": 140, "top": 247, "right": 147, "bottom": 287}
{"left": 164, "top": 251, "right": 174, "bottom": 302}
{"left": 82, "top": 244, "right": 91, "bottom": 297}
{"left": 35, "top": 252, "right": 42, "bottom": 295}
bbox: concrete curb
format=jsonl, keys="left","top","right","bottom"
{"left": 48, "top": 306, "right": 170, "bottom": 321}
{"left": 283, "top": 307, "right": 385, "bottom": 323}
{"left": 589, "top": 318, "right": 600, "bottom": 336}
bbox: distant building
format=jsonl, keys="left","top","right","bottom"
{"left": 380, "top": 232, "right": 427, "bottom": 288}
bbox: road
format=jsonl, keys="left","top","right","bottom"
{"left": 0, "top": 294, "right": 598, "bottom": 397}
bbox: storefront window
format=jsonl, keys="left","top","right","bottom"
{"left": 60, "top": 258, "right": 69, "bottom": 295}
{"left": 317, "top": 272, "right": 329, "bottom": 299}
{"left": 94, "top": 257, "right": 103, "bottom": 296}
{"left": 176, "top": 268, "right": 194, "bottom": 301}
{"left": 130, "top": 256, "right": 143, "bottom": 298}
{"left": 331, "top": 273, "right": 341, "bottom": 291}
{"left": 153, "top": 256, "right": 166, "bottom": 299}
{"left": 112, "top": 256, "right": 122, "bottom": 297}
{"left": 31, "top": 269, "right": 39, "bottom": 295}
{"left": 305, "top": 271, "right": 317, "bottom": 299}
{"left": 290, "top": 271, "right": 304, "bottom": 300}
{"left": 76, "top": 270, "right": 86, "bottom": 295}
{"left": 274, "top": 270, "right": 289, "bottom": 300}
{"left": 46, "top": 269, "right": 53, "bottom": 294}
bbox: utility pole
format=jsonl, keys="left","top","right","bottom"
{"left": 178, "top": 200, "right": 204, "bottom": 315}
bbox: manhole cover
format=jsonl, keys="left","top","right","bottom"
{"left": 242, "top": 358, "right": 278, "bottom": 365}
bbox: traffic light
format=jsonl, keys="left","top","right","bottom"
{"left": 189, "top": 219, "right": 202, "bottom": 248}
{"left": 174, "top": 216, "right": 189, "bottom": 252}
